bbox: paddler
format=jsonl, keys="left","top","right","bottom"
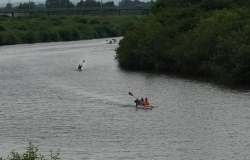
{"left": 143, "top": 98, "right": 149, "bottom": 105}
{"left": 78, "top": 64, "right": 82, "bottom": 70}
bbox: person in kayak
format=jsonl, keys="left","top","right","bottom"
{"left": 78, "top": 64, "right": 82, "bottom": 70}
{"left": 143, "top": 98, "right": 149, "bottom": 105}
{"left": 134, "top": 98, "right": 143, "bottom": 106}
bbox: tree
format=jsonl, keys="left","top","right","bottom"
{"left": 103, "top": 1, "right": 115, "bottom": 7}
{"left": 46, "top": 0, "right": 75, "bottom": 8}
{"left": 36, "top": 3, "right": 46, "bottom": 8}
{"left": 17, "top": 2, "right": 36, "bottom": 9}
{"left": 76, "top": 0, "right": 85, "bottom": 7}
{"left": 46, "top": 0, "right": 60, "bottom": 8}
{"left": 5, "top": 3, "right": 12, "bottom": 9}
{"left": 84, "top": 0, "right": 100, "bottom": 7}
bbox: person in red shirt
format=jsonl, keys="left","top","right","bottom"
{"left": 143, "top": 98, "right": 149, "bottom": 105}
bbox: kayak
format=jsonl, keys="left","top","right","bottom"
{"left": 135, "top": 104, "right": 153, "bottom": 110}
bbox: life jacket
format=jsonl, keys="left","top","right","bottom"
{"left": 143, "top": 100, "right": 149, "bottom": 105}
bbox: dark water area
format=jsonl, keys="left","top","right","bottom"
{"left": 122, "top": 67, "right": 250, "bottom": 93}
{"left": 0, "top": 38, "right": 250, "bottom": 160}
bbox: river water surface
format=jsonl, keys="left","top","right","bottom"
{"left": 0, "top": 38, "right": 250, "bottom": 160}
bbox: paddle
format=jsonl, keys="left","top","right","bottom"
{"left": 128, "top": 92, "right": 137, "bottom": 99}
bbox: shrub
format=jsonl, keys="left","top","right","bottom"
{"left": 59, "top": 16, "right": 66, "bottom": 19}
{"left": 0, "top": 26, "right": 6, "bottom": 31}
{"left": 104, "top": 26, "right": 119, "bottom": 37}
{"left": 25, "top": 31, "right": 37, "bottom": 43}
{"left": 5, "top": 33, "right": 19, "bottom": 45}
{"left": 102, "top": 21, "right": 111, "bottom": 25}
{"left": 89, "top": 19, "right": 100, "bottom": 24}
{"left": 0, "top": 16, "right": 7, "bottom": 21}
{"left": 71, "top": 28, "right": 80, "bottom": 40}
{"left": 94, "top": 25, "right": 106, "bottom": 38}
{"left": 39, "top": 30, "right": 50, "bottom": 42}
{"left": 17, "top": 24, "right": 27, "bottom": 31}
{"left": 50, "top": 31, "right": 59, "bottom": 41}
{"left": 59, "top": 28, "right": 71, "bottom": 41}
{"left": 0, "top": 142, "right": 60, "bottom": 160}
{"left": 0, "top": 34, "right": 3, "bottom": 45}
{"left": 50, "top": 17, "right": 63, "bottom": 26}
{"left": 38, "top": 16, "right": 47, "bottom": 20}
{"left": 78, "top": 17, "right": 88, "bottom": 24}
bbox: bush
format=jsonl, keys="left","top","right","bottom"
{"left": 78, "top": 18, "right": 88, "bottom": 24}
{"left": 89, "top": 19, "right": 100, "bottom": 24}
{"left": 59, "top": 28, "right": 71, "bottom": 41}
{"left": 5, "top": 33, "right": 19, "bottom": 45}
{"left": 0, "top": 34, "right": 3, "bottom": 45}
{"left": 50, "top": 17, "right": 63, "bottom": 26}
{"left": 39, "top": 30, "right": 50, "bottom": 42}
{"left": 17, "top": 24, "right": 27, "bottom": 31}
{"left": 38, "top": 16, "right": 47, "bottom": 20}
{"left": 50, "top": 31, "right": 59, "bottom": 41}
{"left": 0, "top": 142, "right": 60, "bottom": 160}
{"left": 102, "top": 21, "right": 111, "bottom": 25}
{"left": 104, "top": 26, "right": 119, "bottom": 37}
{"left": 71, "top": 28, "right": 80, "bottom": 40}
{"left": 25, "top": 31, "right": 37, "bottom": 43}
{"left": 0, "top": 26, "right": 6, "bottom": 31}
{"left": 94, "top": 25, "right": 106, "bottom": 38}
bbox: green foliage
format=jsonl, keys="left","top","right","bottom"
{"left": 94, "top": 25, "right": 106, "bottom": 38}
{"left": 0, "top": 15, "right": 142, "bottom": 45}
{"left": 102, "top": 21, "right": 111, "bottom": 25}
{"left": 0, "top": 142, "right": 60, "bottom": 160}
{"left": 18, "top": 31, "right": 37, "bottom": 44}
{"left": 200, "top": 0, "right": 231, "bottom": 11}
{"left": 0, "top": 34, "right": 3, "bottom": 45}
{"left": 49, "top": 17, "right": 63, "bottom": 26}
{"left": 50, "top": 30, "right": 59, "bottom": 41}
{"left": 0, "top": 26, "right": 6, "bottom": 31}
{"left": 38, "top": 16, "right": 47, "bottom": 20}
{"left": 89, "top": 19, "right": 100, "bottom": 25}
{"left": 17, "top": 2, "right": 36, "bottom": 9}
{"left": 39, "top": 30, "right": 50, "bottom": 42}
{"left": 78, "top": 18, "right": 88, "bottom": 24}
{"left": 116, "top": 0, "right": 250, "bottom": 83}
{"left": 103, "top": 26, "right": 119, "bottom": 37}
{"left": 49, "top": 0, "right": 73, "bottom": 8}
{"left": 5, "top": 33, "right": 20, "bottom": 45}
{"left": 71, "top": 28, "right": 80, "bottom": 40}
{"left": 231, "top": 44, "right": 250, "bottom": 82}
{"left": 59, "top": 28, "right": 72, "bottom": 41}
{"left": 15, "top": 24, "right": 27, "bottom": 31}
{"left": 0, "top": 16, "right": 6, "bottom": 21}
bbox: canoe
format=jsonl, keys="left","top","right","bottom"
{"left": 135, "top": 104, "right": 153, "bottom": 110}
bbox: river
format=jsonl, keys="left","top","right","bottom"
{"left": 0, "top": 38, "right": 250, "bottom": 160}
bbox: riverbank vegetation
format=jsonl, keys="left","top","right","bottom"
{"left": 0, "top": 143, "right": 60, "bottom": 160}
{"left": 115, "top": 0, "right": 250, "bottom": 84}
{"left": 0, "top": 15, "right": 144, "bottom": 45}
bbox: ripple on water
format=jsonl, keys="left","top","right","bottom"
{"left": 0, "top": 38, "right": 250, "bottom": 160}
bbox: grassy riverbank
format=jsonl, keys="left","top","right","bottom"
{"left": 0, "top": 15, "right": 144, "bottom": 45}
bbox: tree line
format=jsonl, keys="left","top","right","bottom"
{"left": 115, "top": 0, "right": 250, "bottom": 84}
{"left": 3, "top": 0, "right": 153, "bottom": 9}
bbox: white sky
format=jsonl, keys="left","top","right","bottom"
{"left": 0, "top": 0, "right": 151, "bottom": 6}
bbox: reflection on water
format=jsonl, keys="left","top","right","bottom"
{"left": 0, "top": 38, "right": 250, "bottom": 160}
